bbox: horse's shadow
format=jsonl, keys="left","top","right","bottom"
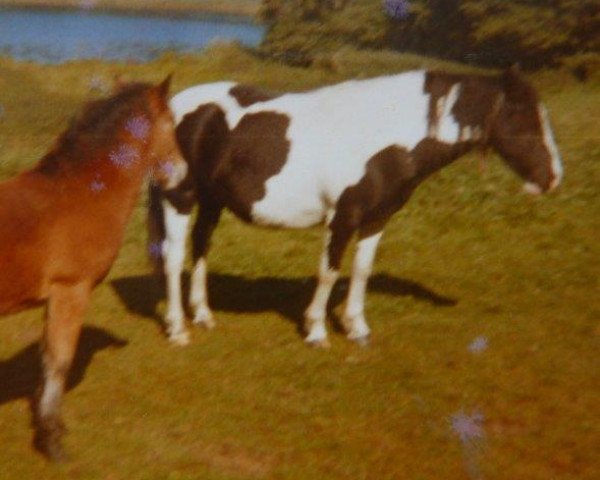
{"left": 0, "top": 326, "right": 128, "bottom": 407}
{"left": 111, "top": 272, "right": 457, "bottom": 334}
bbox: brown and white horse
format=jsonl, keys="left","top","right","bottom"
{"left": 0, "top": 77, "right": 186, "bottom": 460}
{"left": 149, "top": 66, "right": 562, "bottom": 347}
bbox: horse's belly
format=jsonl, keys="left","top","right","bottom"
{"left": 0, "top": 257, "right": 47, "bottom": 315}
{"left": 250, "top": 186, "right": 326, "bottom": 228}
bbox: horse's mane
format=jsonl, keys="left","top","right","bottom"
{"left": 37, "top": 83, "right": 153, "bottom": 175}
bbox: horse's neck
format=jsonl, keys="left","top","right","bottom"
{"left": 413, "top": 139, "right": 474, "bottom": 181}
{"left": 32, "top": 143, "right": 150, "bottom": 218}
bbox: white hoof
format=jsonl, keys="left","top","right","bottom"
{"left": 304, "top": 318, "right": 329, "bottom": 349}
{"left": 192, "top": 309, "right": 216, "bottom": 330}
{"left": 343, "top": 313, "right": 370, "bottom": 343}
{"left": 168, "top": 329, "right": 190, "bottom": 346}
{"left": 305, "top": 337, "right": 331, "bottom": 349}
{"left": 349, "top": 335, "right": 370, "bottom": 347}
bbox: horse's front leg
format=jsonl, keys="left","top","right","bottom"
{"left": 341, "top": 229, "right": 384, "bottom": 346}
{"left": 189, "top": 200, "right": 222, "bottom": 330}
{"left": 162, "top": 200, "right": 192, "bottom": 345}
{"left": 34, "top": 282, "right": 90, "bottom": 461}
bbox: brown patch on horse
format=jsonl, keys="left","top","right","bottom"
{"left": 329, "top": 146, "right": 416, "bottom": 268}
{"left": 169, "top": 103, "right": 231, "bottom": 214}
{"left": 425, "top": 71, "right": 506, "bottom": 145}
{"left": 328, "top": 137, "right": 473, "bottom": 270}
{"left": 211, "top": 111, "right": 291, "bottom": 222}
{"left": 411, "top": 138, "right": 473, "bottom": 179}
{"left": 451, "top": 78, "right": 504, "bottom": 142}
{"left": 490, "top": 67, "right": 555, "bottom": 189}
{"left": 228, "top": 84, "right": 282, "bottom": 107}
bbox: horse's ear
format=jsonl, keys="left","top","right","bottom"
{"left": 157, "top": 74, "right": 173, "bottom": 98}
{"left": 506, "top": 63, "right": 521, "bottom": 75}
{"left": 503, "top": 63, "right": 534, "bottom": 102}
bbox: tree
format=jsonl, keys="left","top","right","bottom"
{"left": 260, "top": 0, "right": 600, "bottom": 70}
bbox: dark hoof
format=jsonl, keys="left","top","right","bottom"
{"left": 33, "top": 419, "right": 68, "bottom": 462}
{"left": 33, "top": 430, "right": 67, "bottom": 462}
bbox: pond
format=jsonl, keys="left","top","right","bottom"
{"left": 0, "top": 7, "right": 265, "bottom": 63}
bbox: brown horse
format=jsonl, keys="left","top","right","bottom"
{"left": 0, "top": 76, "right": 186, "bottom": 460}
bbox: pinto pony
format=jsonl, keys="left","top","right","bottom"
{"left": 149, "top": 66, "right": 562, "bottom": 348}
{"left": 0, "top": 76, "right": 186, "bottom": 460}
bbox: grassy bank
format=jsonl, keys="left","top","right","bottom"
{"left": 0, "top": 45, "right": 598, "bottom": 479}
{"left": 0, "top": 0, "right": 262, "bottom": 18}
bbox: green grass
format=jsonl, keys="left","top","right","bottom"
{"left": 0, "top": 44, "right": 598, "bottom": 479}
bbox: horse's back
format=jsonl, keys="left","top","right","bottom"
{"left": 244, "top": 72, "right": 430, "bottom": 224}
{"left": 171, "top": 72, "right": 433, "bottom": 228}
{"left": 170, "top": 81, "right": 238, "bottom": 124}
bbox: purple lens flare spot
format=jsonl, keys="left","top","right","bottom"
{"left": 79, "top": 0, "right": 98, "bottom": 11}
{"left": 383, "top": 0, "right": 410, "bottom": 19}
{"left": 450, "top": 410, "right": 486, "bottom": 480}
{"left": 125, "top": 115, "right": 151, "bottom": 141}
{"left": 159, "top": 159, "right": 176, "bottom": 176}
{"left": 450, "top": 410, "right": 486, "bottom": 444}
{"left": 90, "top": 177, "right": 106, "bottom": 193}
{"left": 151, "top": 157, "right": 183, "bottom": 184}
{"left": 148, "top": 241, "right": 163, "bottom": 260}
{"left": 468, "top": 336, "right": 488, "bottom": 354}
{"left": 109, "top": 144, "right": 139, "bottom": 169}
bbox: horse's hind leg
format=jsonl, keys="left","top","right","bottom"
{"left": 34, "top": 282, "right": 90, "bottom": 461}
{"left": 304, "top": 214, "right": 355, "bottom": 348}
{"left": 304, "top": 231, "right": 338, "bottom": 347}
{"left": 341, "top": 226, "right": 384, "bottom": 345}
{"left": 163, "top": 200, "right": 192, "bottom": 345}
{"left": 190, "top": 199, "right": 222, "bottom": 329}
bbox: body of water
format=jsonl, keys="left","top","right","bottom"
{"left": 0, "top": 7, "right": 265, "bottom": 63}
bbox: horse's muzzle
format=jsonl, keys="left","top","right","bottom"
{"left": 523, "top": 182, "right": 543, "bottom": 195}
{"left": 156, "top": 158, "right": 188, "bottom": 190}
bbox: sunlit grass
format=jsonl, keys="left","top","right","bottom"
{"left": 0, "top": 44, "right": 598, "bottom": 479}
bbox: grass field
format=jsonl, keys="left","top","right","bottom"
{"left": 0, "top": 44, "right": 598, "bottom": 479}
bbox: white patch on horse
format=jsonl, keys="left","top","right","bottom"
{"left": 170, "top": 82, "right": 239, "bottom": 124}
{"left": 437, "top": 83, "right": 461, "bottom": 143}
{"left": 246, "top": 72, "right": 430, "bottom": 227}
{"left": 539, "top": 104, "right": 563, "bottom": 190}
{"left": 431, "top": 95, "right": 446, "bottom": 138}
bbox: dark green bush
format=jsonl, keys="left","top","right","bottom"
{"left": 259, "top": 0, "right": 600, "bottom": 70}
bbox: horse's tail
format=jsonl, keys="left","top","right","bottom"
{"left": 147, "top": 182, "right": 166, "bottom": 276}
